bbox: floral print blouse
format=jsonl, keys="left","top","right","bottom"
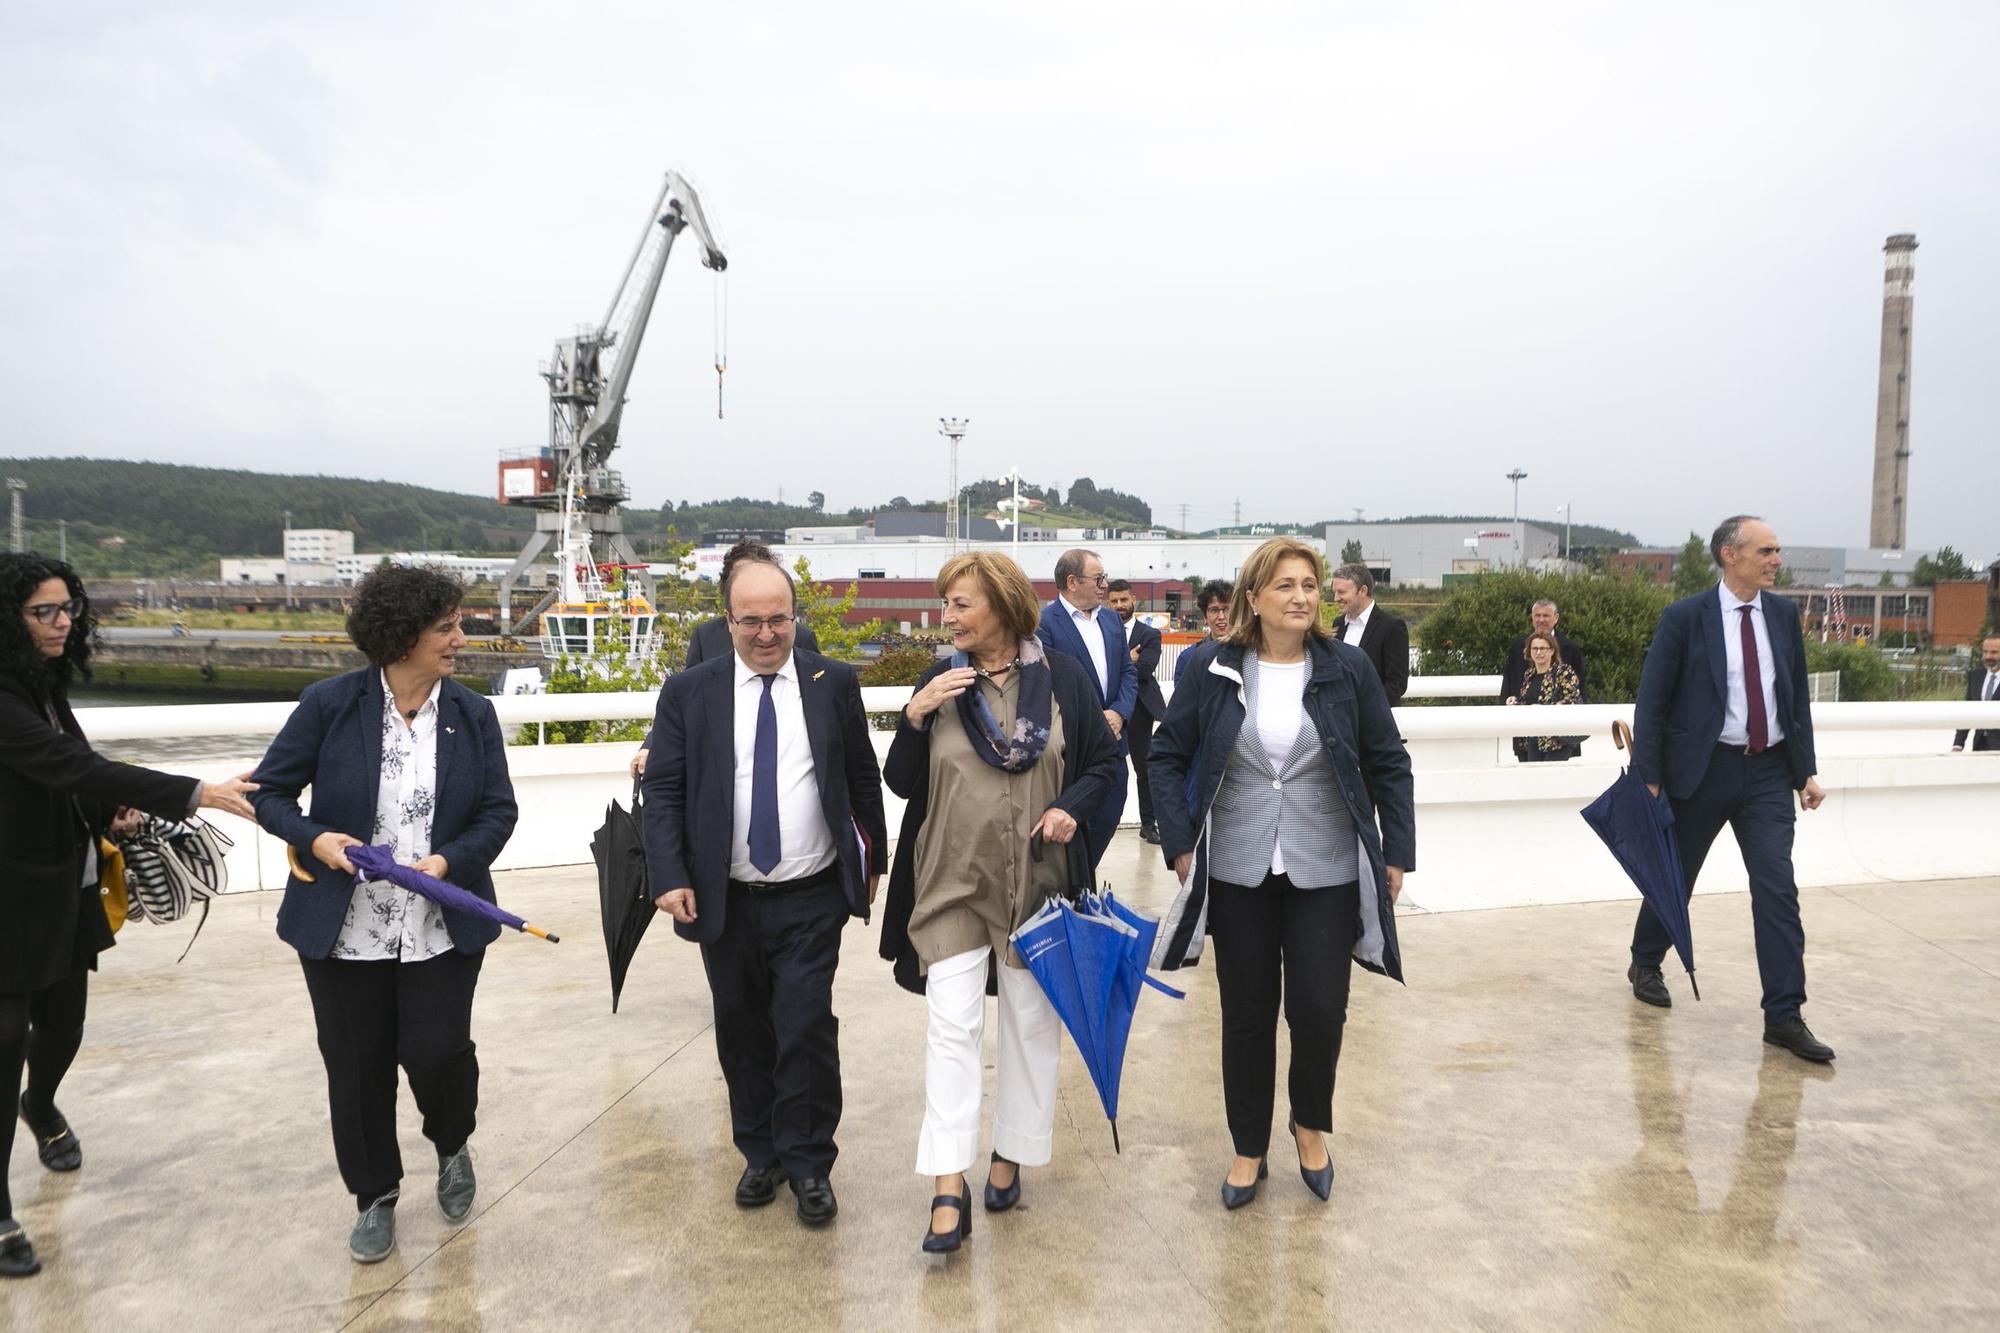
{"left": 329, "top": 674, "right": 454, "bottom": 962}
{"left": 1515, "top": 664, "right": 1583, "bottom": 752}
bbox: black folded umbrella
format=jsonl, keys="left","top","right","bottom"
{"left": 594, "top": 779, "right": 653, "bottom": 1013}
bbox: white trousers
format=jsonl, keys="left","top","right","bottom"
{"left": 914, "top": 944, "right": 1061, "bottom": 1178}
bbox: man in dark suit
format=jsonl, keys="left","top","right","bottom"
{"left": 1628, "top": 515, "right": 1833, "bottom": 1063}
{"left": 1951, "top": 633, "right": 2000, "bottom": 752}
{"left": 642, "top": 552, "right": 888, "bottom": 1225}
{"left": 1329, "top": 562, "right": 1410, "bottom": 705}
{"left": 1106, "top": 579, "right": 1166, "bottom": 843}
{"left": 1499, "top": 598, "right": 1589, "bottom": 701}
{"left": 1036, "top": 548, "right": 1136, "bottom": 870}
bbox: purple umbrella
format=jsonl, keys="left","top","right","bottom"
{"left": 344, "top": 844, "right": 561, "bottom": 943}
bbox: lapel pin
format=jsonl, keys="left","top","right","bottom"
{"left": 813, "top": 670, "right": 826, "bottom": 681}
{"left": 445, "top": 725, "right": 456, "bottom": 734}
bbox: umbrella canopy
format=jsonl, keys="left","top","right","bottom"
{"left": 1579, "top": 722, "right": 1697, "bottom": 998}
{"left": 593, "top": 780, "right": 653, "bottom": 1012}
{"left": 346, "top": 845, "right": 561, "bottom": 944}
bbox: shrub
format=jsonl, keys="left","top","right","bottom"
{"left": 860, "top": 636, "right": 943, "bottom": 687}
{"left": 1803, "top": 641, "right": 1897, "bottom": 701}
{"left": 1417, "top": 572, "right": 1673, "bottom": 703}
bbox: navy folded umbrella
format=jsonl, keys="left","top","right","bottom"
{"left": 347, "top": 844, "right": 561, "bottom": 943}
{"left": 1579, "top": 722, "right": 1696, "bottom": 998}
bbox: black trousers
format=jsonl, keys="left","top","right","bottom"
{"left": 1207, "top": 873, "right": 1359, "bottom": 1159}
{"left": 0, "top": 968, "right": 89, "bottom": 1220}
{"left": 1128, "top": 707, "right": 1156, "bottom": 825}
{"left": 1631, "top": 745, "right": 1807, "bottom": 1021}
{"left": 299, "top": 950, "right": 484, "bottom": 1208}
{"left": 699, "top": 880, "right": 847, "bottom": 1180}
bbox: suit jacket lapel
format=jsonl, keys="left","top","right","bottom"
{"left": 433, "top": 685, "right": 458, "bottom": 808}
{"left": 1701, "top": 588, "right": 1727, "bottom": 707}
{"left": 1094, "top": 609, "right": 1119, "bottom": 704}
{"left": 359, "top": 670, "right": 385, "bottom": 817}
{"left": 795, "top": 657, "right": 834, "bottom": 798}
{"left": 707, "top": 660, "right": 737, "bottom": 785}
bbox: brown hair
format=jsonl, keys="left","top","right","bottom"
{"left": 1525, "top": 629, "right": 1564, "bottom": 668}
{"left": 1226, "top": 538, "right": 1330, "bottom": 650}
{"left": 935, "top": 550, "right": 1040, "bottom": 640}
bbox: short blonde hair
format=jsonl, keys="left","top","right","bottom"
{"left": 935, "top": 551, "right": 1039, "bottom": 640}
{"left": 1227, "top": 538, "right": 1331, "bottom": 650}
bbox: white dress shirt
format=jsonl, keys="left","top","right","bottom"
{"left": 1059, "top": 595, "right": 1111, "bottom": 697}
{"left": 1343, "top": 600, "right": 1374, "bottom": 644}
{"left": 332, "top": 673, "right": 454, "bottom": 962}
{"left": 1718, "top": 585, "right": 1784, "bottom": 748}
{"left": 730, "top": 651, "right": 836, "bottom": 882}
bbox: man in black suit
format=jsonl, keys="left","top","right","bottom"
{"left": 1628, "top": 515, "right": 1832, "bottom": 1063}
{"left": 1329, "top": 562, "right": 1410, "bottom": 705}
{"left": 1952, "top": 633, "right": 2000, "bottom": 752}
{"left": 1106, "top": 579, "right": 1167, "bottom": 843}
{"left": 641, "top": 552, "right": 888, "bottom": 1225}
{"left": 1499, "top": 598, "right": 1589, "bottom": 702}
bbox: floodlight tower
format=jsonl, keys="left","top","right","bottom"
{"left": 940, "top": 418, "right": 970, "bottom": 552}
{"left": 1506, "top": 468, "right": 1528, "bottom": 567}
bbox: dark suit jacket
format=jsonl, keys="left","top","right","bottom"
{"left": 641, "top": 648, "right": 888, "bottom": 945}
{"left": 1954, "top": 667, "right": 2000, "bottom": 751}
{"left": 1126, "top": 619, "right": 1167, "bottom": 721}
{"left": 1631, "top": 588, "right": 1817, "bottom": 801}
{"left": 0, "top": 673, "right": 200, "bottom": 992}
{"left": 252, "top": 669, "right": 520, "bottom": 959}
{"left": 1336, "top": 606, "right": 1410, "bottom": 705}
{"left": 1037, "top": 600, "right": 1138, "bottom": 731}
{"left": 1500, "top": 631, "right": 1589, "bottom": 701}
{"left": 684, "top": 614, "right": 819, "bottom": 669}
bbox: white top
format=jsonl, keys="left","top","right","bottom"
{"left": 1718, "top": 585, "right": 1784, "bottom": 748}
{"left": 1253, "top": 656, "right": 1309, "bottom": 874}
{"left": 730, "top": 651, "right": 835, "bottom": 882}
{"left": 1343, "top": 601, "right": 1374, "bottom": 643}
{"left": 332, "top": 673, "right": 454, "bottom": 962}
{"left": 1059, "top": 596, "right": 1110, "bottom": 697}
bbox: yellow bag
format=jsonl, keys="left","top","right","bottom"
{"left": 99, "top": 838, "right": 130, "bottom": 934}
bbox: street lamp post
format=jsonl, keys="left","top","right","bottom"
{"left": 1506, "top": 469, "right": 1528, "bottom": 567}
{"left": 282, "top": 509, "right": 294, "bottom": 609}
{"left": 939, "top": 418, "right": 969, "bottom": 553}
{"left": 1556, "top": 502, "right": 1571, "bottom": 566}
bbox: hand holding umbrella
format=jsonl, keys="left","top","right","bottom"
{"left": 335, "top": 844, "right": 561, "bottom": 943}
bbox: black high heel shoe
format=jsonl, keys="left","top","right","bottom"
{"left": 922, "top": 1183, "right": 973, "bottom": 1254}
{"left": 1220, "top": 1158, "right": 1268, "bottom": 1210}
{"left": 1288, "top": 1117, "right": 1334, "bottom": 1202}
{"left": 983, "top": 1152, "right": 1021, "bottom": 1212}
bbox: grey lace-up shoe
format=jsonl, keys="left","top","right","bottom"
{"left": 438, "top": 1145, "right": 476, "bottom": 1224}
{"left": 349, "top": 1190, "right": 399, "bottom": 1264}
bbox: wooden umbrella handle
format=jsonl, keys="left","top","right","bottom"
{"left": 1611, "top": 720, "right": 1634, "bottom": 752}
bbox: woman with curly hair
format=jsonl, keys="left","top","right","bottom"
{"left": 250, "top": 565, "right": 518, "bottom": 1265}
{"left": 0, "top": 553, "right": 257, "bottom": 1279}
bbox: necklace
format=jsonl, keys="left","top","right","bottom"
{"left": 972, "top": 657, "right": 1020, "bottom": 681}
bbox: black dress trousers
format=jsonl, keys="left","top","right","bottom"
{"left": 299, "top": 949, "right": 484, "bottom": 1206}
{"left": 1127, "top": 705, "right": 1157, "bottom": 825}
{"left": 698, "top": 878, "right": 848, "bottom": 1180}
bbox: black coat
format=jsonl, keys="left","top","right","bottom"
{"left": 1500, "top": 631, "right": 1589, "bottom": 701}
{"left": 641, "top": 648, "right": 888, "bottom": 945}
{"left": 251, "top": 669, "right": 519, "bottom": 959}
{"left": 0, "top": 674, "right": 199, "bottom": 991}
{"left": 876, "top": 652, "right": 1121, "bottom": 995}
{"left": 1334, "top": 607, "right": 1410, "bottom": 705}
{"left": 1127, "top": 619, "right": 1167, "bottom": 721}
{"left": 1953, "top": 667, "right": 2000, "bottom": 751}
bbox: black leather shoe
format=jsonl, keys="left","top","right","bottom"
{"left": 1628, "top": 962, "right": 1671, "bottom": 1009}
{"left": 983, "top": 1152, "right": 1021, "bottom": 1212}
{"left": 0, "top": 1225, "right": 40, "bottom": 1278}
{"left": 792, "top": 1176, "right": 838, "bottom": 1226}
{"left": 1288, "top": 1117, "right": 1335, "bottom": 1202}
{"left": 23, "top": 1106, "right": 81, "bottom": 1173}
{"left": 922, "top": 1183, "right": 972, "bottom": 1254}
{"left": 1220, "top": 1158, "right": 1268, "bottom": 1211}
{"left": 1764, "top": 1018, "right": 1835, "bottom": 1063}
{"left": 734, "top": 1163, "right": 786, "bottom": 1208}
{"left": 1140, "top": 822, "right": 1161, "bottom": 845}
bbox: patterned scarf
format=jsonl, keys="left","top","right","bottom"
{"left": 951, "top": 636, "right": 1054, "bottom": 772}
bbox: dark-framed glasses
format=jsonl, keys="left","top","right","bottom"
{"left": 28, "top": 598, "right": 84, "bottom": 625}
{"left": 730, "top": 613, "right": 794, "bottom": 635}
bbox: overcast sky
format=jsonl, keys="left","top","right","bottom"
{"left": 5, "top": 1, "right": 1996, "bottom": 554}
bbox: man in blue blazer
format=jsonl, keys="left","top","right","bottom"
{"left": 1106, "top": 579, "right": 1167, "bottom": 843}
{"left": 1037, "top": 548, "right": 1136, "bottom": 871}
{"left": 642, "top": 553, "right": 888, "bottom": 1226}
{"left": 1628, "top": 515, "right": 1833, "bottom": 1062}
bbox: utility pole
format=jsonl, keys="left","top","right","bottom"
{"left": 939, "top": 418, "right": 969, "bottom": 553}
{"left": 1179, "top": 502, "right": 1190, "bottom": 532}
{"left": 1557, "top": 502, "right": 1571, "bottom": 565}
{"left": 6, "top": 479, "right": 24, "bottom": 553}
{"left": 1506, "top": 469, "right": 1528, "bottom": 567}
{"left": 1234, "top": 498, "right": 1241, "bottom": 526}
{"left": 1008, "top": 466, "right": 1022, "bottom": 561}
{"left": 283, "top": 508, "right": 294, "bottom": 608}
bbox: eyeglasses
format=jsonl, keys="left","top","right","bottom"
{"left": 27, "top": 599, "right": 83, "bottom": 625}
{"left": 729, "top": 614, "right": 795, "bottom": 635}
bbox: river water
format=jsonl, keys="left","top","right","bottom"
{"left": 71, "top": 688, "right": 284, "bottom": 768}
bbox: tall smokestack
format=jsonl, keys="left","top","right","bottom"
{"left": 1869, "top": 233, "right": 1917, "bottom": 549}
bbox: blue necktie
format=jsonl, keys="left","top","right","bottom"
{"left": 749, "top": 673, "right": 781, "bottom": 874}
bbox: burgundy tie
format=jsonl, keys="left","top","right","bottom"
{"left": 1738, "top": 606, "right": 1767, "bottom": 754}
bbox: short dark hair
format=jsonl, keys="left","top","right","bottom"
{"left": 346, "top": 565, "right": 465, "bottom": 667}
{"left": 720, "top": 539, "right": 795, "bottom": 614}
{"left": 1054, "top": 548, "right": 1099, "bottom": 590}
{"left": 1199, "top": 581, "right": 1233, "bottom": 613}
{"left": 1105, "top": 578, "right": 1132, "bottom": 594}
{"left": 1711, "top": 514, "right": 1761, "bottom": 568}
{"left": 0, "top": 552, "right": 97, "bottom": 694}
{"left": 1331, "top": 561, "right": 1374, "bottom": 592}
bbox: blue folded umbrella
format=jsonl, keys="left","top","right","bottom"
{"left": 1579, "top": 725, "right": 1696, "bottom": 998}
{"left": 347, "top": 844, "right": 561, "bottom": 944}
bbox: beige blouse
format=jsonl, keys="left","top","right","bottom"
{"left": 907, "top": 670, "right": 1069, "bottom": 971}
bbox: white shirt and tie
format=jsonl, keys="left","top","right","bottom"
{"left": 1059, "top": 595, "right": 1111, "bottom": 698}
{"left": 729, "top": 652, "right": 834, "bottom": 882}
{"left": 1718, "top": 584, "right": 1784, "bottom": 748}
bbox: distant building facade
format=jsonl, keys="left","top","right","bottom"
{"left": 1320, "top": 521, "right": 1563, "bottom": 587}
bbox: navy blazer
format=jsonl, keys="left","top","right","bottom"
{"left": 1631, "top": 587, "right": 1817, "bottom": 801}
{"left": 1126, "top": 619, "right": 1167, "bottom": 720}
{"left": 251, "top": 669, "right": 520, "bottom": 959}
{"left": 1037, "top": 600, "right": 1138, "bottom": 733}
{"left": 640, "top": 648, "right": 888, "bottom": 945}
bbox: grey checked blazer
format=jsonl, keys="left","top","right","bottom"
{"left": 1207, "top": 654, "right": 1358, "bottom": 889}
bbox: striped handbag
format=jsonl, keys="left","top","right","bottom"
{"left": 121, "top": 816, "right": 233, "bottom": 961}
